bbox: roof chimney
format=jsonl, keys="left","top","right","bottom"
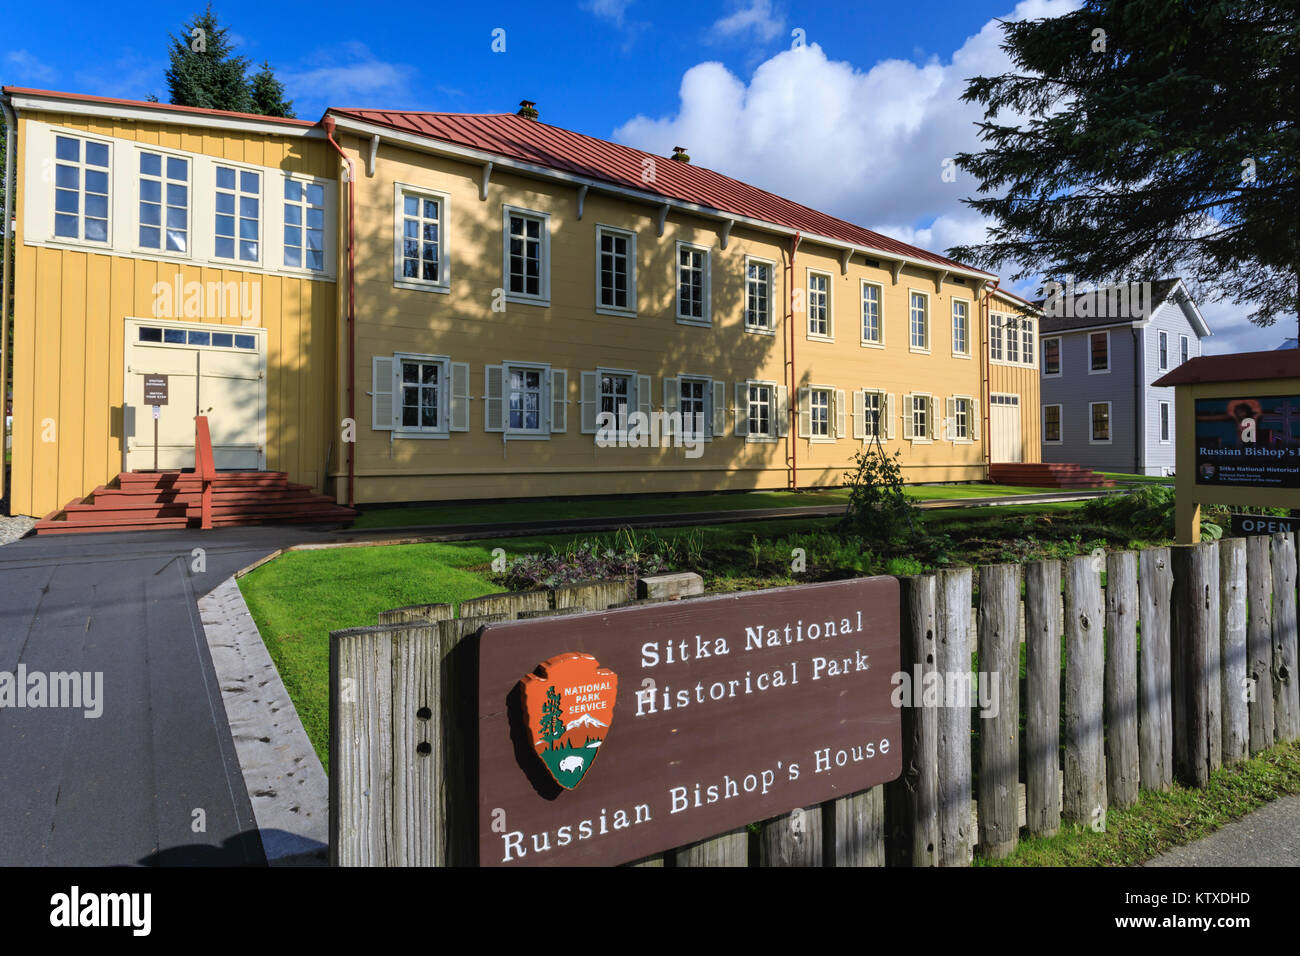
{"left": 671, "top": 146, "right": 690, "bottom": 163}
{"left": 517, "top": 99, "right": 538, "bottom": 120}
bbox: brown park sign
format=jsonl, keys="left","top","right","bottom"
{"left": 477, "top": 577, "right": 902, "bottom": 866}
{"left": 143, "top": 375, "right": 169, "bottom": 406}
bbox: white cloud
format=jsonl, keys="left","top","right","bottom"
{"left": 582, "top": 0, "right": 635, "bottom": 28}
{"left": 710, "top": 0, "right": 785, "bottom": 43}
{"left": 280, "top": 43, "right": 417, "bottom": 114}
{"left": 5, "top": 49, "right": 58, "bottom": 85}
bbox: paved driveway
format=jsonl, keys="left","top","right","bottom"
{"left": 0, "top": 525, "right": 346, "bottom": 866}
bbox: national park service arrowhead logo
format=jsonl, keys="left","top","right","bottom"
{"left": 520, "top": 653, "right": 618, "bottom": 790}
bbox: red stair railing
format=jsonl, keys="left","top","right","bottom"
{"left": 194, "top": 416, "right": 215, "bottom": 530}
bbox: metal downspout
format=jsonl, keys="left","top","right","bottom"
{"left": 322, "top": 115, "right": 356, "bottom": 508}
{"left": 787, "top": 232, "right": 801, "bottom": 490}
{"left": 1, "top": 96, "right": 16, "bottom": 509}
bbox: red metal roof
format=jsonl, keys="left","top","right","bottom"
{"left": 1152, "top": 349, "right": 1300, "bottom": 387}
{"left": 329, "top": 109, "right": 989, "bottom": 275}
{"left": 2, "top": 87, "right": 317, "bottom": 128}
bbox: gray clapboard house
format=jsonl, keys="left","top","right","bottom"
{"left": 1038, "top": 278, "right": 1211, "bottom": 476}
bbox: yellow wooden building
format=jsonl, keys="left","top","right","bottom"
{"left": 1, "top": 88, "right": 1042, "bottom": 520}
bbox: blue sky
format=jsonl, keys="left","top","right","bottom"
{"left": 2, "top": 0, "right": 1281, "bottom": 353}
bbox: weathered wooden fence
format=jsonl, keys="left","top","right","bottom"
{"left": 330, "top": 535, "right": 1300, "bottom": 866}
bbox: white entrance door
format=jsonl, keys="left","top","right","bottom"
{"left": 990, "top": 393, "right": 1023, "bottom": 463}
{"left": 124, "top": 319, "right": 266, "bottom": 471}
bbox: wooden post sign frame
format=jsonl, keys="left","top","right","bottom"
{"left": 1154, "top": 352, "right": 1300, "bottom": 543}
{"left": 477, "top": 577, "right": 902, "bottom": 866}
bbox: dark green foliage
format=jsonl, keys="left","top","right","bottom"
{"left": 539, "top": 686, "right": 565, "bottom": 745}
{"left": 249, "top": 61, "right": 296, "bottom": 118}
{"left": 949, "top": 1, "right": 1299, "bottom": 327}
{"left": 165, "top": 6, "right": 294, "bottom": 118}
{"left": 840, "top": 443, "right": 921, "bottom": 553}
{"left": 1081, "top": 485, "right": 1222, "bottom": 541}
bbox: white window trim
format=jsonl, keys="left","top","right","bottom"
{"left": 806, "top": 268, "right": 833, "bottom": 342}
{"left": 1020, "top": 318, "right": 1037, "bottom": 369}
{"left": 595, "top": 366, "right": 639, "bottom": 440}
{"left": 1088, "top": 330, "right": 1111, "bottom": 374}
{"left": 25, "top": 121, "right": 338, "bottom": 282}
{"left": 1180, "top": 334, "right": 1190, "bottom": 364}
{"left": 1158, "top": 330, "right": 1169, "bottom": 371}
{"left": 502, "top": 360, "right": 553, "bottom": 440}
{"left": 675, "top": 240, "right": 712, "bottom": 327}
{"left": 595, "top": 224, "right": 638, "bottom": 317}
{"left": 133, "top": 144, "right": 192, "bottom": 260}
{"left": 1089, "top": 400, "right": 1113, "bottom": 445}
{"left": 743, "top": 255, "right": 778, "bottom": 335}
{"left": 1042, "top": 403, "right": 1063, "bottom": 445}
{"left": 1042, "top": 336, "right": 1063, "bottom": 378}
{"left": 502, "top": 203, "right": 551, "bottom": 307}
{"left": 907, "top": 288, "right": 931, "bottom": 354}
{"left": 949, "top": 394, "right": 975, "bottom": 443}
{"left": 860, "top": 388, "right": 888, "bottom": 440}
{"left": 394, "top": 352, "right": 452, "bottom": 439}
{"left": 806, "top": 384, "right": 837, "bottom": 443}
{"left": 394, "top": 182, "right": 451, "bottom": 293}
{"left": 1159, "top": 401, "right": 1172, "bottom": 444}
{"left": 50, "top": 129, "right": 114, "bottom": 248}
{"left": 280, "top": 171, "right": 335, "bottom": 277}
{"left": 212, "top": 159, "right": 265, "bottom": 269}
{"left": 860, "top": 280, "right": 885, "bottom": 349}
{"left": 745, "top": 379, "right": 781, "bottom": 443}
{"left": 950, "top": 297, "right": 972, "bottom": 358}
{"left": 909, "top": 392, "right": 934, "bottom": 444}
{"left": 676, "top": 373, "right": 714, "bottom": 442}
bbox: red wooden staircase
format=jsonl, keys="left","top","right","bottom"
{"left": 989, "top": 462, "right": 1116, "bottom": 489}
{"left": 34, "top": 471, "right": 357, "bottom": 534}
{"left": 34, "top": 416, "right": 355, "bottom": 534}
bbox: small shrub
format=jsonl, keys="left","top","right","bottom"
{"left": 840, "top": 443, "right": 922, "bottom": 553}
{"left": 884, "top": 556, "right": 924, "bottom": 576}
{"left": 497, "top": 538, "right": 666, "bottom": 590}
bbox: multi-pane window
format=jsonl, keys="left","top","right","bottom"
{"left": 680, "top": 378, "right": 707, "bottom": 438}
{"left": 600, "top": 372, "right": 633, "bottom": 425}
{"left": 952, "top": 301, "right": 969, "bottom": 355}
{"left": 508, "top": 211, "right": 544, "bottom": 297}
{"left": 861, "top": 283, "right": 882, "bottom": 344}
{"left": 911, "top": 395, "right": 929, "bottom": 438}
{"left": 400, "top": 359, "right": 442, "bottom": 431}
{"left": 139, "top": 152, "right": 188, "bottom": 253}
{"left": 810, "top": 388, "right": 831, "bottom": 438}
{"left": 1006, "top": 316, "right": 1021, "bottom": 363}
{"left": 863, "top": 391, "right": 883, "bottom": 438}
{"left": 953, "top": 397, "right": 971, "bottom": 439}
{"left": 1044, "top": 405, "right": 1061, "bottom": 443}
{"left": 1180, "top": 336, "right": 1189, "bottom": 365}
{"left": 508, "top": 367, "right": 544, "bottom": 432}
{"left": 1044, "top": 337, "right": 1061, "bottom": 375}
{"left": 1090, "top": 332, "right": 1109, "bottom": 371}
{"left": 285, "top": 180, "right": 326, "bottom": 271}
{"left": 808, "top": 272, "right": 829, "bottom": 337}
{"left": 677, "top": 244, "right": 708, "bottom": 322}
{"left": 54, "top": 135, "right": 110, "bottom": 242}
{"left": 909, "top": 292, "right": 929, "bottom": 349}
{"left": 598, "top": 227, "right": 634, "bottom": 312}
{"left": 1091, "top": 402, "right": 1111, "bottom": 442}
{"left": 1021, "top": 319, "right": 1034, "bottom": 364}
{"left": 748, "top": 384, "right": 774, "bottom": 437}
{"left": 401, "top": 193, "right": 441, "bottom": 282}
{"left": 989, "top": 314, "right": 1004, "bottom": 361}
{"left": 1159, "top": 331, "right": 1169, "bottom": 370}
{"left": 746, "top": 260, "right": 772, "bottom": 331}
{"left": 1160, "top": 402, "right": 1171, "bottom": 442}
{"left": 215, "top": 166, "right": 260, "bottom": 262}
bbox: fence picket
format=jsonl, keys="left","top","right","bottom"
{"left": 977, "top": 564, "right": 1020, "bottom": 858}
{"left": 1064, "top": 556, "right": 1106, "bottom": 829}
{"left": 1138, "top": 548, "right": 1174, "bottom": 791}
{"left": 935, "top": 568, "right": 973, "bottom": 864}
{"left": 1246, "top": 536, "right": 1276, "bottom": 753}
{"left": 1219, "top": 539, "right": 1249, "bottom": 764}
{"left": 1024, "top": 559, "right": 1061, "bottom": 836}
{"left": 888, "top": 575, "right": 938, "bottom": 866}
{"left": 1104, "top": 552, "right": 1140, "bottom": 810}
{"left": 1171, "top": 542, "right": 1222, "bottom": 788}
{"left": 1271, "top": 532, "right": 1300, "bottom": 741}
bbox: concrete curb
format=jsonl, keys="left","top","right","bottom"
{"left": 198, "top": 576, "right": 329, "bottom": 866}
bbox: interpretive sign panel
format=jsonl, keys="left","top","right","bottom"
{"left": 1195, "top": 396, "right": 1300, "bottom": 488}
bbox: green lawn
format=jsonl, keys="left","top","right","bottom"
{"left": 978, "top": 740, "right": 1300, "bottom": 866}
{"left": 350, "top": 483, "right": 1056, "bottom": 529}
{"left": 1099, "top": 472, "right": 1175, "bottom": 486}
{"left": 237, "top": 541, "right": 502, "bottom": 769}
